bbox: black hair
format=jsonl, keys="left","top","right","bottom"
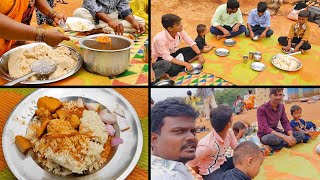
{"left": 233, "top": 141, "right": 263, "bottom": 165}
{"left": 210, "top": 105, "right": 233, "bottom": 132}
{"left": 232, "top": 121, "right": 246, "bottom": 134}
{"left": 151, "top": 98, "right": 154, "bottom": 105}
{"left": 197, "top": 24, "right": 207, "bottom": 34}
{"left": 298, "top": 10, "right": 309, "bottom": 18}
{"left": 151, "top": 99, "right": 198, "bottom": 134}
{"left": 227, "top": 0, "right": 240, "bottom": 9}
{"left": 248, "top": 90, "right": 253, "bottom": 94}
{"left": 161, "top": 14, "right": 182, "bottom": 29}
{"left": 270, "top": 88, "right": 284, "bottom": 96}
{"left": 257, "top": 2, "right": 267, "bottom": 13}
{"left": 187, "top": 90, "right": 192, "bottom": 96}
{"left": 290, "top": 105, "right": 302, "bottom": 115}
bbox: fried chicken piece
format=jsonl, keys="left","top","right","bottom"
{"left": 35, "top": 107, "right": 52, "bottom": 123}
{"left": 37, "top": 96, "right": 62, "bottom": 113}
{"left": 56, "top": 109, "right": 69, "bottom": 120}
{"left": 47, "top": 119, "right": 76, "bottom": 136}
{"left": 69, "top": 114, "right": 80, "bottom": 129}
{"left": 36, "top": 119, "right": 50, "bottom": 138}
{"left": 15, "top": 136, "right": 31, "bottom": 154}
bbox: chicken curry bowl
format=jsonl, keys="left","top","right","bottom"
{"left": 14, "top": 96, "right": 130, "bottom": 176}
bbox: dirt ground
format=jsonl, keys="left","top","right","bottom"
{"left": 196, "top": 100, "right": 320, "bottom": 140}
{"left": 151, "top": 0, "right": 320, "bottom": 46}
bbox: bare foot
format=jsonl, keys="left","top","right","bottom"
{"left": 159, "top": 73, "right": 169, "bottom": 79}
{"left": 216, "top": 35, "right": 223, "bottom": 40}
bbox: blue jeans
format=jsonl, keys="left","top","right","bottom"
{"left": 210, "top": 25, "right": 246, "bottom": 38}
{"left": 245, "top": 25, "right": 273, "bottom": 37}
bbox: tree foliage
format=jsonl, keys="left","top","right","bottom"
{"left": 214, "top": 88, "right": 255, "bottom": 107}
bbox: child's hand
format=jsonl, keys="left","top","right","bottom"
{"left": 284, "top": 45, "right": 291, "bottom": 52}
{"left": 260, "top": 32, "right": 266, "bottom": 38}
{"left": 250, "top": 31, "right": 255, "bottom": 39}
{"left": 294, "top": 46, "right": 300, "bottom": 52}
{"left": 185, "top": 63, "right": 193, "bottom": 71}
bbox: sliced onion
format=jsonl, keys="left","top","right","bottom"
{"left": 117, "top": 115, "right": 130, "bottom": 132}
{"left": 99, "top": 109, "right": 117, "bottom": 124}
{"left": 105, "top": 124, "right": 116, "bottom": 136}
{"left": 111, "top": 137, "right": 123, "bottom": 147}
{"left": 84, "top": 103, "right": 100, "bottom": 112}
{"left": 114, "top": 106, "right": 125, "bottom": 118}
{"left": 77, "top": 98, "right": 84, "bottom": 108}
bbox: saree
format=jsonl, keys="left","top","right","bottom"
{"left": 0, "top": 0, "right": 34, "bottom": 56}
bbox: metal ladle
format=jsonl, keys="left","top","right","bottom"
{"left": 4, "top": 60, "right": 57, "bottom": 86}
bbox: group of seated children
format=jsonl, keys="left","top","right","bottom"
{"left": 151, "top": 0, "right": 313, "bottom": 81}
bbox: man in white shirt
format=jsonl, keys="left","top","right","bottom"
{"left": 151, "top": 99, "right": 199, "bottom": 180}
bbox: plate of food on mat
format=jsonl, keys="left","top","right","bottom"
{"left": 215, "top": 48, "right": 230, "bottom": 57}
{"left": 2, "top": 88, "right": 142, "bottom": 180}
{"left": 271, "top": 55, "right": 302, "bottom": 71}
{"left": 0, "top": 43, "right": 83, "bottom": 85}
{"left": 59, "top": 17, "right": 95, "bottom": 32}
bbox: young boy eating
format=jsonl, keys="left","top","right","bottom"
{"left": 195, "top": 24, "right": 215, "bottom": 53}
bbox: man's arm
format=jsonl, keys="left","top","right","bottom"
{"left": 280, "top": 105, "right": 293, "bottom": 133}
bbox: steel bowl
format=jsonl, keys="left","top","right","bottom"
{"left": 185, "top": 63, "right": 203, "bottom": 75}
{"left": 215, "top": 48, "right": 230, "bottom": 57}
{"left": 0, "top": 43, "right": 83, "bottom": 84}
{"left": 152, "top": 79, "right": 175, "bottom": 86}
{"left": 224, "top": 39, "right": 236, "bottom": 47}
{"left": 79, "top": 34, "right": 134, "bottom": 77}
{"left": 251, "top": 62, "right": 266, "bottom": 71}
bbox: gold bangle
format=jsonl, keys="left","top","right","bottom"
{"left": 35, "top": 27, "right": 47, "bottom": 42}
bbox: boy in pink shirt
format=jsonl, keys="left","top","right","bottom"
{"left": 151, "top": 14, "right": 205, "bottom": 77}
{"left": 188, "top": 105, "right": 239, "bottom": 180}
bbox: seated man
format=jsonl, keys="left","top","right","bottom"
{"left": 257, "top": 88, "right": 305, "bottom": 151}
{"left": 73, "top": 0, "right": 145, "bottom": 34}
{"left": 188, "top": 105, "right": 238, "bottom": 180}
{"left": 151, "top": 99, "right": 198, "bottom": 179}
{"left": 151, "top": 14, "right": 205, "bottom": 77}
{"left": 210, "top": 0, "right": 246, "bottom": 40}
{"left": 246, "top": 2, "right": 273, "bottom": 40}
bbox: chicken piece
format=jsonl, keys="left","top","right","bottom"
{"left": 69, "top": 114, "right": 80, "bottom": 129}
{"left": 37, "top": 96, "right": 62, "bottom": 113}
{"left": 15, "top": 135, "right": 31, "bottom": 154}
{"left": 36, "top": 119, "right": 50, "bottom": 138}
{"left": 35, "top": 107, "right": 52, "bottom": 123}
{"left": 51, "top": 113, "right": 57, "bottom": 119}
{"left": 47, "top": 119, "right": 76, "bottom": 136}
{"left": 56, "top": 109, "right": 69, "bottom": 120}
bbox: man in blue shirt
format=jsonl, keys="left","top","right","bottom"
{"left": 245, "top": 2, "right": 273, "bottom": 39}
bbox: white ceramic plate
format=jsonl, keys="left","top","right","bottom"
{"left": 2, "top": 88, "right": 143, "bottom": 180}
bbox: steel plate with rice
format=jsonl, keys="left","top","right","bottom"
{"left": 2, "top": 88, "right": 142, "bottom": 180}
{"left": 271, "top": 55, "right": 302, "bottom": 71}
{"left": 0, "top": 43, "right": 83, "bottom": 84}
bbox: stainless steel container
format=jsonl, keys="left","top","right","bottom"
{"left": 249, "top": 52, "right": 254, "bottom": 59}
{"left": 143, "top": 40, "right": 148, "bottom": 63}
{"left": 243, "top": 55, "right": 248, "bottom": 64}
{"left": 79, "top": 34, "right": 134, "bottom": 77}
{"left": 253, "top": 52, "right": 262, "bottom": 62}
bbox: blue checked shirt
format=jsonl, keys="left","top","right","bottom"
{"left": 83, "top": 0, "right": 132, "bottom": 24}
{"left": 247, "top": 8, "right": 271, "bottom": 27}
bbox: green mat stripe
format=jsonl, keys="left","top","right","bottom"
{"left": 137, "top": 116, "right": 148, "bottom": 170}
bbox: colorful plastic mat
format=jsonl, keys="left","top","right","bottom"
{"left": 171, "top": 71, "right": 234, "bottom": 86}
{"left": 201, "top": 33, "right": 320, "bottom": 85}
{"left": 0, "top": 88, "right": 148, "bottom": 179}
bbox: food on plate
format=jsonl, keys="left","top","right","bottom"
{"left": 8, "top": 45, "right": 77, "bottom": 81}
{"left": 66, "top": 20, "right": 89, "bottom": 31}
{"left": 15, "top": 135, "right": 32, "bottom": 154}
{"left": 15, "top": 96, "right": 126, "bottom": 176}
{"left": 123, "top": 33, "right": 135, "bottom": 40}
{"left": 272, "top": 56, "right": 300, "bottom": 71}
